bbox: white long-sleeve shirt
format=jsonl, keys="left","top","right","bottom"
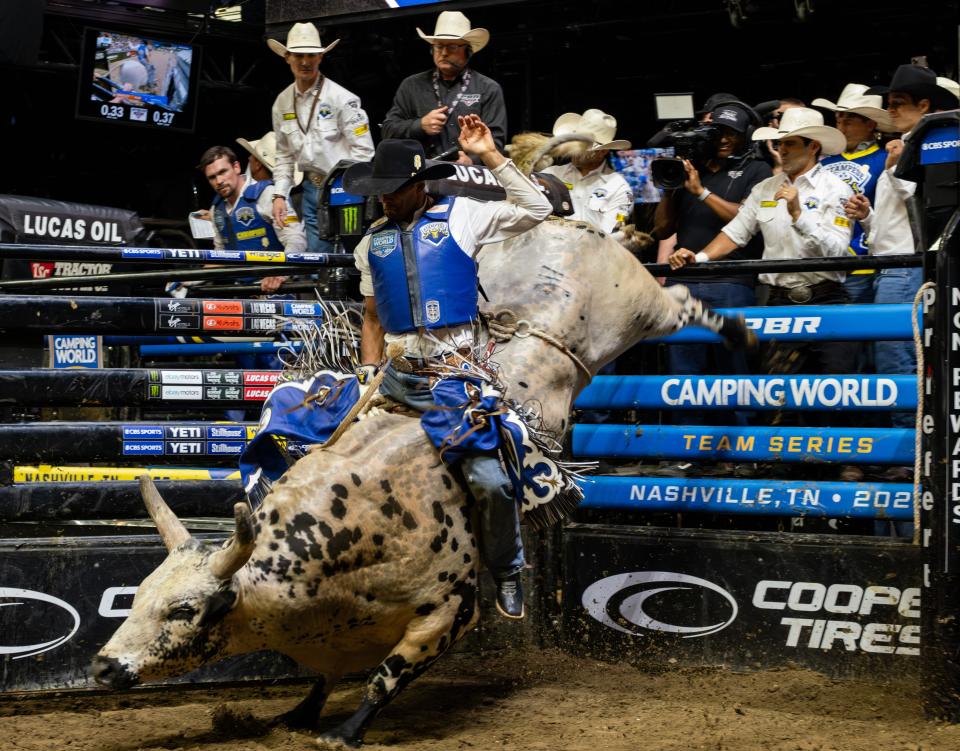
{"left": 271, "top": 76, "right": 376, "bottom": 198}
{"left": 211, "top": 177, "right": 306, "bottom": 252}
{"left": 541, "top": 161, "right": 633, "bottom": 233}
{"left": 721, "top": 164, "right": 854, "bottom": 288}
{"left": 354, "top": 159, "right": 551, "bottom": 358}
{"left": 861, "top": 167, "right": 917, "bottom": 255}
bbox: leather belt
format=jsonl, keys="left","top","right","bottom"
{"left": 778, "top": 280, "right": 839, "bottom": 304}
{"left": 304, "top": 171, "right": 326, "bottom": 188}
{"left": 392, "top": 349, "right": 476, "bottom": 375}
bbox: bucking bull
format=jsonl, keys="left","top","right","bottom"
{"left": 92, "top": 218, "right": 752, "bottom": 746}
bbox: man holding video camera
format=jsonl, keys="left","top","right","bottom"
{"left": 652, "top": 101, "right": 771, "bottom": 434}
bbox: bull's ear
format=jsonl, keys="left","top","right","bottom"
{"left": 140, "top": 475, "right": 191, "bottom": 552}
{"left": 209, "top": 503, "right": 256, "bottom": 580}
{"left": 198, "top": 586, "right": 237, "bottom": 629}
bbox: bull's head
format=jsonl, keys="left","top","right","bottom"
{"left": 91, "top": 476, "right": 255, "bottom": 688}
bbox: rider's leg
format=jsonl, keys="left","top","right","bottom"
{"left": 461, "top": 452, "right": 525, "bottom": 619}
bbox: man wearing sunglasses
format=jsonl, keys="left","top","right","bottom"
{"left": 382, "top": 11, "right": 506, "bottom": 165}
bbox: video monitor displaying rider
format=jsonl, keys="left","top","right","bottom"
{"left": 75, "top": 28, "right": 200, "bottom": 133}
{"left": 610, "top": 148, "right": 674, "bottom": 204}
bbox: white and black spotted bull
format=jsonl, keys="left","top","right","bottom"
{"left": 92, "top": 218, "right": 751, "bottom": 746}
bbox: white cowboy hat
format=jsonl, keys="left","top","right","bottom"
{"left": 811, "top": 83, "right": 895, "bottom": 132}
{"left": 236, "top": 132, "right": 303, "bottom": 187}
{"left": 552, "top": 109, "right": 632, "bottom": 151}
{"left": 267, "top": 22, "right": 339, "bottom": 57}
{"left": 416, "top": 11, "right": 489, "bottom": 54}
{"left": 752, "top": 107, "right": 846, "bottom": 156}
{"left": 938, "top": 76, "right": 960, "bottom": 101}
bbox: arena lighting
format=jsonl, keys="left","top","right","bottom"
{"left": 722, "top": 0, "right": 815, "bottom": 27}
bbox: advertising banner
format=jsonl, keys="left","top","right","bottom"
{"left": 563, "top": 525, "right": 920, "bottom": 678}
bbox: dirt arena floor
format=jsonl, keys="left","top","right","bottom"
{"left": 1, "top": 649, "right": 956, "bottom": 751}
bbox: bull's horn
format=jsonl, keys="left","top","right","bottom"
{"left": 209, "top": 503, "right": 256, "bottom": 580}
{"left": 140, "top": 475, "right": 191, "bottom": 552}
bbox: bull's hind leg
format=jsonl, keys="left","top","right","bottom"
{"left": 318, "top": 581, "right": 478, "bottom": 747}
{"left": 664, "top": 284, "right": 757, "bottom": 350}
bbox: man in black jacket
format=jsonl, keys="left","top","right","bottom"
{"left": 381, "top": 11, "right": 506, "bottom": 165}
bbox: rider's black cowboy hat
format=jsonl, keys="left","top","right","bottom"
{"left": 867, "top": 64, "right": 959, "bottom": 111}
{"left": 342, "top": 140, "right": 455, "bottom": 196}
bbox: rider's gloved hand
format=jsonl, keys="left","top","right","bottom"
{"left": 355, "top": 364, "right": 379, "bottom": 385}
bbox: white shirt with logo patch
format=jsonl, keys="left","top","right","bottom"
{"left": 721, "top": 164, "right": 854, "bottom": 288}
{"left": 272, "top": 77, "right": 376, "bottom": 198}
{"left": 540, "top": 161, "right": 633, "bottom": 234}
{"left": 211, "top": 176, "right": 306, "bottom": 252}
{"left": 354, "top": 159, "right": 551, "bottom": 358}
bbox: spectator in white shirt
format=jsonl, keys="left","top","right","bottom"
{"left": 267, "top": 23, "right": 375, "bottom": 253}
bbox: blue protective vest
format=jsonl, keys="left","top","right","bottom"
{"left": 212, "top": 180, "right": 282, "bottom": 252}
{"left": 821, "top": 144, "right": 887, "bottom": 257}
{"left": 366, "top": 197, "right": 479, "bottom": 334}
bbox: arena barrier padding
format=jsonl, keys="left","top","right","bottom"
{"left": 0, "top": 480, "right": 243, "bottom": 520}
{"left": 575, "top": 375, "right": 917, "bottom": 411}
{"left": 0, "top": 422, "right": 257, "bottom": 465}
{"left": 0, "top": 295, "right": 324, "bottom": 335}
{"left": 0, "top": 368, "right": 281, "bottom": 407}
{"left": 654, "top": 303, "right": 915, "bottom": 343}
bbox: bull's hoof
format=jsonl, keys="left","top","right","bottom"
{"left": 316, "top": 730, "right": 362, "bottom": 749}
{"left": 719, "top": 314, "right": 758, "bottom": 352}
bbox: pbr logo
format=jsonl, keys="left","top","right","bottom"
{"left": 235, "top": 206, "right": 256, "bottom": 227}
{"left": 317, "top": 103, "right": 333, "bottom": 119}
{"left": 371, "top": 230, "right": 399, "bottom": 258}
{"left": 425, "top": 299, "right": 441, "bottom": 324}
{"left": 460, "top": 93, "right": 481, "bottom": 107}
{"left": 420, "top": 221, "right": 449, "bottom": 245}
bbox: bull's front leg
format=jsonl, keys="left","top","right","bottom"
{"left": 272, "top": 672, "right": 339, "bottom": 730}
{"left": 318, "top": 581, "right": 478, "bottom": 747}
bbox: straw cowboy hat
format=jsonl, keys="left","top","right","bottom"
{"left": 236, "top": 132, "right": 303, "bottom": 186}
{"left": 752, "top": 107, "right": 846, "bottom": 155}
{"left": 417, "top": 11, "right": 489, "bottom": 54}
{"left": 938, "top": 76, "right": 960, "bottom": 102}
{"left": 551, "top": 109, "right": 632, "bottom": 151}
{"left": 267, "top": 22, "right": 339, "bottom": 57}
{"left": 342, "top": 139, "right": 455, "bottom": 196}
{"left": 811, "top": 83, "right": 895, "bottom": 132}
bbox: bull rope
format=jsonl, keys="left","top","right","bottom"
{"left": 913, "top": 280, "right": 936, "bottom": 545}
{"left": 487, "top": 309, "right": 593, "bottom": 382}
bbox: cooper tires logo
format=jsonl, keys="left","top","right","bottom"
{"left": 0, "top": 588, "right": 81, "bottom": 659}
{"left": 581, "top": 571, "right": 738, "bottom": 638}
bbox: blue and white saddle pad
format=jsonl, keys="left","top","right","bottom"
{"left": 239, "top": 370, "right": 359, "bottom": 508}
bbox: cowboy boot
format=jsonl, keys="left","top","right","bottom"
{"left": 495, "top": 574, "right": 525, "bottom": 620}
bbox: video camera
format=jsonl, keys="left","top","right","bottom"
{"left": 648, "top": 120, "right": 720, "bottom": 190}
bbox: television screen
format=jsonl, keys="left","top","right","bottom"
{"left": 76, "top": 28, "right": 200, "bottom": 133}
{"left": 610, "top": 148, "right": 674, "bottom": 204}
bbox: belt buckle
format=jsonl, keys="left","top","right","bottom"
{"left": 787, "top": 286, "right": 813, "bottom": 304}
{"left": 309, "top": 173, "right": 325, "bottom": 188}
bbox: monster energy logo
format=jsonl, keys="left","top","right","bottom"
{"left": 341, "top": 206, "right": 360, "bottom": 234}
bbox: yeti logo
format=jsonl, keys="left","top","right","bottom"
{"left": 371, "top": 230, "right": 399, "bottom": 258}
{"left": 235, "top": 206, "right": 256, "bottom": 227}
{"left": 419, "top": 222, "right": 449, "bottom": 245}
{"left": 425, "top": 300, "right": 441, "bottom": 323}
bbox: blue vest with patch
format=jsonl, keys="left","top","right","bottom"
{"left": 821, "top": 145, "right": 887, "bottom": 256}
{"left": 213, "top": 180, "right": 282, "bottom": 252}
{"left": 366, "top": 197, "right": 478, "bottom": 334}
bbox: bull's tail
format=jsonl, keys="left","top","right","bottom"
{"left": 665, "top": 284, "right": 758, "bottom": 351}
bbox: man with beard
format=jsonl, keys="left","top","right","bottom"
{"left": 345, "top": 114, "right": 551, "bottom": 619}
{"left": 382, "top": 11, "right": 505, "bottom": 165}
{"left": 540, "top": 108, "right": 635, "bottom": 234}
{"left": 201, "top": 145, "right": 305, "bottom": 270}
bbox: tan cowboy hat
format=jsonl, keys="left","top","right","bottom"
{"left": 752, "top": 107, "right": 846, "bottom": 155}
{"left": 236, "top": 132, "right": 303, "bottom": 187}
{"left": 812, "top": 83, "right": 895, "bottom": 132}
{"left": 552, "top": 109, "right": 632, "bottom": 151}
{"left": 267, "top": 22, "right": 339, "bottom": 57}
{"left": 416, "top": 11, "right": 489, "bottom": 54}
